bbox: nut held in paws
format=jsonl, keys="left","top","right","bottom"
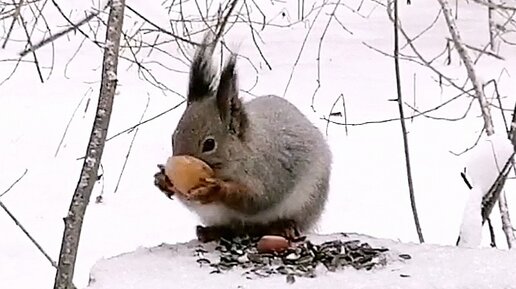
{"left": 164, "top": 155, "right": 214, "bottom": 195}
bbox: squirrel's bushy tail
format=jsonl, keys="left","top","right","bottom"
{"left": 188, "top": 32, "right": 218, "bottom": 102}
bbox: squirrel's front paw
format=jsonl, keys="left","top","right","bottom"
{"left": 187, "top": 177, "right": 224, "bottom": 204}
{"left": 154, "top": 164, "right": 178, "bottom": 199}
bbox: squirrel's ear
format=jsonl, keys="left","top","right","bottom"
{"left": 187, "top": 32, "right": 217, "bottom": 103}
{"left": 216, "top": 54, "right": 248, "bottom": 139}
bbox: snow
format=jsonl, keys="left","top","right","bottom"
{"left": 464, "top": 134, "right": 514, "bottom": 194}
{"left": 1, "top": 0, "right": 516, "bottom": 288}
{"left": 458, "top": 134, "right": 514, "bottom": 247}
{"left": 86, "top": 233, "right": 516, "bottom": 289}
{"left": 457, "top": 186, "right": 483, "bottom": 248}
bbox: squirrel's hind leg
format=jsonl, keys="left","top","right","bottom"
{"left": 195, "top": 219, "right": 302, "bottom": 243}
{"left": 196, "top": 225, "right": 237, "bottom": 243}
{"left": 261, "top": 219, "right": 302, "bottom": 241}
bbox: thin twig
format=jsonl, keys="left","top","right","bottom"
{"left": 55, "top": 93, "right": 87, "bottom": 157}
{"left": 449, "top": 127, "right": 485, "bottom": 156}
{"left": 0, "top": 169, "right": 28, "bottom": 198}
{"left": 471, "top": 0, "right": 516, "bottom": 12}
{"left": 125, "top": 4, "right": 199, "bottom": 46}
{"left": 384, "top": 5, "right": 471, "bottom": 95}
{"left": 325, "top": 93, "right": 346, "bottom": 136}
{"left": 113, "top": 96, "right": 150, "bottom": 193}
{"left": 311, "top": 0, "right": 341, "bottom": 112}
{"left": 283, "top": 1, "right": 326, "bottom": 97}
{"left": 76, "top": 100, "right": 186, "bottom": 161}
{"left": 0, "top": 201, "right": 58, "bottom": 268}
{"left": 18, "top": 9, "right": 44, "bottom": 83}
{"left": 392, "top": 0, "right": 424, "bottom": 243}
{"left": 106, "top": 100, "right": 185, "bottom": 142}
{"left": 324, "top": 86, "right": 473, "bottom": 126}
{"left": 19, "top": 5, "right": 105, "bottom": 57}
{"left": 50, "top": 0, "right": 102, "bottom": 48}
{"left": 213, "top": 0, "right": 240, "bottom": 46}
{"left": 444, "top": 37, "right": 504, "bottom": 60}
{"left": 242, "top": 0, "right": 272, "bottom": 70}
{"left": 2, "top": 0, "right": 24, "bottom": 49}
{"left": 0, "top": 170, "right": 57, "bottom": 268}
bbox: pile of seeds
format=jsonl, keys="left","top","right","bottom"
{"left": 194, "top": 235, "right": 391, "bottom": 283}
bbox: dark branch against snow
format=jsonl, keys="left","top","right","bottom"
{"left": 391, "top": 0, "right": 424, "bottom": 244}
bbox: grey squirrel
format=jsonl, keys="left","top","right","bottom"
{"left": 154, "top": 32, "right": 332, "bottom": 242}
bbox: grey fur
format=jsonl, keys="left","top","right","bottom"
{"left": 171, "top": 33, "right": 332, "bottom": 233}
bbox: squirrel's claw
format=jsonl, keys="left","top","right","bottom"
{"left": 153, "top": 167, "right": 177, "bottom": 199}
{"left": 187, "top": 177, "right": 223, "bottom": 204}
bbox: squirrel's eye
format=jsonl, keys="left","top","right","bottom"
{"left": 202, "top": 137, "right": 216, "bottom": 153}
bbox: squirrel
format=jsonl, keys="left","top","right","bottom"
{"left": 154, "top": 32, "right": 332, "bottom": 242}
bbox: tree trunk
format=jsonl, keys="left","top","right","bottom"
{"left": 53, "top": 1, "right": 126, "bottom": 288}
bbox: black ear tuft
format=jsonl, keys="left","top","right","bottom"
{"left": 187, "top": 32, "right": 217, "bottom": 103}
{"left": 216, "top": 54, "right": 248, "bottom": 139}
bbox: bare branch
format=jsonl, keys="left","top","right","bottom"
{"left": 2, "top": 0, "right": 24, "bottom": 49}
{"left": 498, "top": 191, "right": 515, "bottom": 248}
{"left": 106, "top": 100, "right": 186, "bottom": 142}
{"left": 283, "top": 2, "right": 326, "bottom": 97}
{"left": 125, "top": 4, "right": 199, "bottom": 46}
{"left": 19, "top": 5, "right": 105, "bottom": 57}
{"left": 0, "top": 169, "right": 28, "bottom": 198}
{"left": 438, "top": 0, "right": 495, "bottom": 135}
{"left": 0, "top": 201, "right": 58, "bottom": 268}
{"left": 113, "top": 96, "right": 150, "bottom": 193}
{"left": 17, "top": 7, "right": 44, "bottom": 82}
{"left": 444, "top": 37, "right": 505, "bottom": 60}
{"left": 472, "top": 0, "right": 516, "bottom": 11}
{"left": 0, "top": 169, "right": 57, "bottom": 269}
{"left": 391, "top": 0, "right": 424, "bottom": 243}
{"left": 55, "top": 92, "right": 88, "bottom": 157}
{"left": 311, "top": 0, "right": 342, "bottom": 112}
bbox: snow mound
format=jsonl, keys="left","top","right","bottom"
{"left": 86, "top": 233, "right": 516, "bottom": 289}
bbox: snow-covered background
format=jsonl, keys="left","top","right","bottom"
{"left": 1, "top": 0, "right": 516, "bottom": 288}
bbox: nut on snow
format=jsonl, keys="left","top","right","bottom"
{"left": 164, "top": 155, "right": 214, "bottom": 195}
{"left": 257, "top": 235, "right": 290, "bottom": 253}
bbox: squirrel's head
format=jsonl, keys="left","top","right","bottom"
{"left": 172, "top": 33, "right": 248, "bottom": 169}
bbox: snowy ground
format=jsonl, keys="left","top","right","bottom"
{"left": 1, "top": 0, "right": 516, "bottom": 288}
{"left": 86, "top": 233, "right": 516, "bottom": 289}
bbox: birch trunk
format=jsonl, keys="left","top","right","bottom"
{"left": 437, "top": 0, "right": 495, "bottom": 135}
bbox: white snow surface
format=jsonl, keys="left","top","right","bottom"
{"left": 87, "top": 233, "right": 516, "bottom": 289}
{"left": 458, "top": 135, "right": 514, "bottom": 247}
{"left": 457, "top": 186, "right": 483, "bottom": 248}
{"left": 464, "top": 134, "right": 514, "bottom": 194}
{"left": 2, "top": 0, "right": 516, "bottom": 288}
